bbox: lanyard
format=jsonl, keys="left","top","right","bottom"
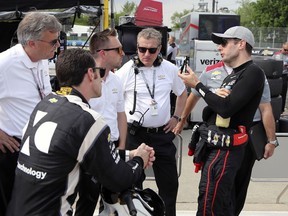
{"left": 140, "top": 69, "right": 156, "bottom": 99}
{"left": 31, "top": 67, "right": 45, "bottom": 100}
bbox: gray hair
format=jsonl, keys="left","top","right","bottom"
{"left": 17, "top": 12, "right": 62, "bottom": 45}
{"left": 137, "top": 28, "right": 162, "bottom": 46}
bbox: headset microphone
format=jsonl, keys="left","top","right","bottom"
{"left": 129, "top": 90, "right": 137, "bottom": 115}
{"left": 129, "top": 66, "right": 139, "bottom": 115}
{"left": 134, "top": 67, "right": 139, "bottom": 75}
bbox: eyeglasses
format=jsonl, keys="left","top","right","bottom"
{"left": 93, "top": 67, "right": 106, "bottom": 78}
{"left": 220, "top": 38, "right": 241, "bottom": 47}
{"left": 96, "top": 47, "right": 123, "bottom": 54}
{"left": 38, "top": 38, "right": 60, "bottom": 47}
{"left": 137, "top": 46, "right": 159, "bottom": 54}
{"left": 283, "top": 49, "right": 288, "bottom": 52}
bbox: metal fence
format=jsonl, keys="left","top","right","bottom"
{"left": 250, "top": 27, "right": 288, "bottom": 49}
{"left": 172, "top": 27, "right": 288, "bottom": 49}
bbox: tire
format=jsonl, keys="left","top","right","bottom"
{"left": 268, "top": 77, "right": 283, "bottom": 97}
{"left": 253, "top": 57, "right": 283, "bottom": 78}
{"left": 270, "top": 96, "right": 282, "bottom": 121}
{"left": 279, "top": 117, "right": 288, "bottom": 132}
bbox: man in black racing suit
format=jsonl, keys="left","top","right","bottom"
{"left": 179, "top": 26, "right": 265, "bottom": 216}
{"left": 6, "top": 48, "right": 155, "bottom": 216}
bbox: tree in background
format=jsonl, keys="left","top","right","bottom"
{"left": 170, "top": 9, "right": 192, "bottom": 31}
{"left": 235, "top": 0, "right": 256, "bottom": 28}
{"left": 251, "top": 0, "right": 288, "bottom": 27}
{"left": 114, "top": 1, "right": 138, "bottom": 26}
{"left": 236, "top": 0, "right": 288, "bottom": 47}
{"left": 236, "top": 0, "right": 288, "bottom": 27}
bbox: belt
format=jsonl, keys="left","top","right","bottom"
{"left": 128, "top": 123, "right": 166, "bottom": 133}
{"left": 139, "top": 125, "right": 165, "bottom": 133}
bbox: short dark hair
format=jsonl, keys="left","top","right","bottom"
{"left": 56, "top": 48, "right": 96, "bottom": 87}
{"left": 89, "top": 28, "right": 117, "bottom": 55}
{"left": 245, "top": 43, "right": 253, "bottom": 55}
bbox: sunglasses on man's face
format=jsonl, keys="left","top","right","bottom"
{"left": 38, "top": 37, "right": 60, "bottom": 47}
{"left": 93, "top": 67, "right": 106, "bottom": 78}
{"left": 137, "top": 46, "right": 159, "bottom": 54}
{"left": 220, "top": 38, "right": 241, "bottom": 47}
{"left": 96, "top": 47, "right": 123, "bottom": 55}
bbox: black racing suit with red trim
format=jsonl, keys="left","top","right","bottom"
{"left": 6, "top": 89, "right": 145, "bottom": 216}
{"left": 194, "top": 60, "right": 265, "bottom": 216}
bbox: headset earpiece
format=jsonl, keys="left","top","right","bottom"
{"left": 132, "top": 54, "right": 162, "bottom": 67}
{"left": 153, "top": 55, "right": 163, "bottom": 67}
{"left": 133, "top": 55, "right": 144, "bottom": 67}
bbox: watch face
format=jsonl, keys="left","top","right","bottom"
{"left": 173, "top": 115, "right": 180, "bottom": 121}
{"left": 270, "top": 140, "right": 279, "bottom": 146}
{"left": 275, "top": 140, "right": 279, "bottom": 146}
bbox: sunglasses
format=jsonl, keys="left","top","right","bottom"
{"left": 283, "top": 49, "right": 288, "bottom": 52}
{"left": 97, "top": 47, "right": 123, "bottom": 54}
{"left": 137, "top": 46, "right": 159, "bottom": 54}
{"left": 220, "top": 38, "right": 241, "bottom": 47}
{"left": 93, "top": 67, "right": 106, "bottom": 78}
{"left": 38, "top": 38, "right": 60, "bottom": 47}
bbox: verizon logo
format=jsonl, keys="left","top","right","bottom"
{"left": 200, "top": 58, "right": 220, "bottom": 65}
{"left": 143, "top": 7, "right": 158, "bottom": 12}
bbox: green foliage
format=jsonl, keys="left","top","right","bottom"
{"left": 74, "top": 14, "right": 90, "bottom": 26}
{"left": 113, "top": 1, "right": 138, "bottom": 26}
{"left": 253, "top": 0, "right": 288, "bottom": 27}
{"left": 121, "top": 1, "right": 138, "bottom": 15}
{"left": 170, "top": 9, "right": 193, "bottom": 30}
{"left": 235, "top": 0, "right": 256, "bottom": 27}
{"left": 237, "top": 0, "right": 288, "bottom": 27}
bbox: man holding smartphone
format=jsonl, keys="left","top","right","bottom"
{"left": 178, "top": 26, "right": 275, "bottom": 215}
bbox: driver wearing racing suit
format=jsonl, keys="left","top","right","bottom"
{"left": 6, "top": 48, "right": 155, "bottom": 216}
{"left": 179, "top": 26, "right": 265, "bottom": 215}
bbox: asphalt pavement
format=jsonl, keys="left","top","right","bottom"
{"left": 92, "top": 129, "right": 288, "bottom": 215}
{"left": 143, "top": 129, "right": 288, "bottom": 215}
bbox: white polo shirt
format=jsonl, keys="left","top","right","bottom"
{"left": 0, "top": 44, "right": 52, "bottom": 139}
{"left": 89, "top": 71, "right": 125, "bottom": 141}
{"left": 116, "top": 59, "right": 186, "bottom": 128}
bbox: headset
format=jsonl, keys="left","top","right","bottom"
{"left": 128, "top": 54, "right": 163, "bottom": 135}
{"left": 132, "top": 54, "right": 163, "bottom": 68}
{"left": 129, "top": 54, "right": 163, "bottom": 116}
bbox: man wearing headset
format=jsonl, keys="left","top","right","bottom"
{"left": 116, "top": 27, "right": 187, "bottom": 216}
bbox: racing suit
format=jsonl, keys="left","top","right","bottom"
{"left": 6, "top": 89, "right": 145, "bottom": 216}
{"left": 194, "top": 60, "right": 265, "bottom": 216}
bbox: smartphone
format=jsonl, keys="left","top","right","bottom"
{"left": 180, "top": 56, "right": 189, "bottom": 73}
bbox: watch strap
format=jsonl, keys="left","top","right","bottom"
{"left": 172, "top": 115, "right": 181, "bottom": 121}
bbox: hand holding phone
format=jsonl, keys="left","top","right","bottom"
{"left": 180, "top": 56, "right": 189, "bottom": 73}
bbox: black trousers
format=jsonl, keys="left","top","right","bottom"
{"left": 197, "top": 147, "right": 245, "bottom": 216}
{"left": 74, "top": 139, "right": 120, "bottom": 216}
{"left": 74, "top": 172, "right": 101, "bottom": 216}
{"left": 0, "top": 150, "right": 19, "bottom": 216}
{"left": 127, "top": 130, "right": 178, "bottom": 216}
{"left": 233, "top": 142, "right": 256, "bottom": 215}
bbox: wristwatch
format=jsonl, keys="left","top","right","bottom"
{"left": 268, "top": 139, "right": 279, "bottom": 147}
{"left": 172, "top": 115, "right": 181, "bottom": 122}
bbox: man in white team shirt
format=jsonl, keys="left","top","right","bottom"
{"left": 75, "top": 28, "right": 127, "bottom": 216}
{"left": 0, "top": 12, "right": 62, "bottom": 215}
